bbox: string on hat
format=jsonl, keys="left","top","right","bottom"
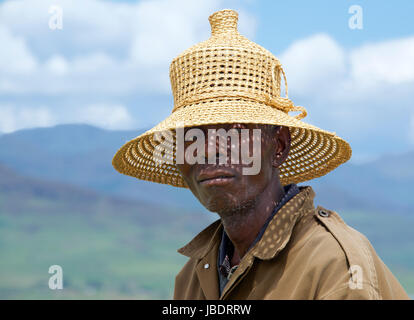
{"left": 270, "top": 62, "right": 307, "bottom": 120}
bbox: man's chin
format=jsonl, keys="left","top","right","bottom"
{"left": 201, "top": 196, "right": 256, "bottom": 217}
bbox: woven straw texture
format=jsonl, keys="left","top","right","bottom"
{"left": 112, "top": 9, "right": 352, "bottom": 188}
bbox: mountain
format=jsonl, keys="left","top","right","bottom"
{"left": 311, "top": 152, "right": 414, "bottom": 214}
{"left": 0, "top": 161, "right": 211, "bottom": 227}
{"left": 0, "top": 124, "right": 413, "bottom": 215}
{"left": 0, "top": 123, "right": 205, "bottom": 212}
{"left": 0, "top": 162, "right": 100, "bottom": 205}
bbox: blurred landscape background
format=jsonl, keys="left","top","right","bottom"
{"left": 0, "top": 124, "right": 413, "bottom": 299}
{"left": 0, "top": 0, "right": 413, "bottom": 299}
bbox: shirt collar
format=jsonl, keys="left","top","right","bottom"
{"left": 177, "top": 185, "right": 316, "bottom": 260}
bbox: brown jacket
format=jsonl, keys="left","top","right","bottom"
{"left": 174, "top": 186, "right": 409, "bottom": 300}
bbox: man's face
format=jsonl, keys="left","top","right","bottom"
{"left": 175, "top": 123, "right": 290, "bottom": 215}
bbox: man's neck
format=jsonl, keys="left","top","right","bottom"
{"left": 219, "top": 178, "right": 286, "bottom": 265}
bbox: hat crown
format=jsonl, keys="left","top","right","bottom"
{"left": 208, "top": 9, "right": 239, "bottom": 36}
{"left": 169, "top": 9, "right": 299, "bottom": 116}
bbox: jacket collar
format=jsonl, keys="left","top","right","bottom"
{"left": 177, "top": 186, "right": 316, "bottom": 260}
{"left": 177, "top": 218, "right": 223, "bottom": 259}
{"left": 251, "top": 185, "right": 315, "bottom": 260}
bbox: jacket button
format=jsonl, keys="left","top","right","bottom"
{"left": 318, "top": 209, "right": 330, "bottom": 217}
{"left": 204, "top": 263, "right": 210, "bottom": 269}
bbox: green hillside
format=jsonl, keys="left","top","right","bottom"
{"left": 0, "top": 201, "right": 207, "bottom": 299}
{"left": 0, "top": 163, "right": 214, "bottom": 299}
{"left": 2, "top": 196, "right": 413, "bottom": 299}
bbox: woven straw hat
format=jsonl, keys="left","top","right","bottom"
{"left": 112, "top": 9, "right": 352, "bottom": 188}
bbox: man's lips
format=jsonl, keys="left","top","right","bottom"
{"left": 197, "top": 170, "right": 236, "bottom": 186}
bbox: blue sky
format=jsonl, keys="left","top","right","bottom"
{"left": 253, "top": 0, "right": 414, "bottom": 51}
{"left": 0, "top": 0, "right": 414, "bottom": 163}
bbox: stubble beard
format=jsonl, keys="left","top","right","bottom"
{"left": 214, "top": 194, "right": 259, "bottom": 230}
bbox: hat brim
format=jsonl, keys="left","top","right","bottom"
{"left": 112, "top": 97, "right": 352, "bottom": 187}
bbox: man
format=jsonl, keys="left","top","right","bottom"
{"left": 112, "top": 9, "right": 409, "bottom": 299}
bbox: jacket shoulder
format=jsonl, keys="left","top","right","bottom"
{"left": 312, "top": 205, "right": 375, "bottom": 276}
{"left": 308, "top": 205, "right": 409, "bottom": 300}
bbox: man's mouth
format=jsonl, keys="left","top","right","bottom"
{"left": 197, "top": 171, "right": 236, "bottom": 186}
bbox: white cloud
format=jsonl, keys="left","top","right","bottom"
{"left": 0, "top": 24, "right": 37, "bottom": 73}
{"left": 0, "top": 0, "right": 133, "bottom": 56}
{"left": 71, "top": 52, "right": 116, "bottom": 74}
{"left": 279, "top": 33, "right": 414, "bottom": 99}
{"left": 0, "top": 103, "right": 134, "bottom": 133}
{"left": 0, "top": 0, "right": 255, "bottom": 95}
{"left": 128, "top": 0, "right": 221, "bottom": 66}
{"left": 45, "top": 55, "right": 68, "bottom": 75}
{"left": 0, "top": 0, "right": 256, "bottom": 50}
{"left": 75, "top": 104, "right": 134, "bottom": 130}
{"left": 0, "top": 105, "right": 56, "bottom": 133}
{"left": 0, "top": 0, "right": 411, "bottom": 100}
{"left": 280, "top": 34, "right": 346, "bottom": 96}
{"left": 273, "top": 33, "right": 414, "bottom": 160}
{"left": 350, "top": 36, "right": 414, "bottom": 87}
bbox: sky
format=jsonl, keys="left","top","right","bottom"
{"left": 0, "top": 0, "right": 414, "bottom": 163}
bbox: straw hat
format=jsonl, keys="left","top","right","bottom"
{"left": 112, "top": 9, "right": 352, "bottom": 188}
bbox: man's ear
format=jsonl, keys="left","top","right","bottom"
{"left": 272, "top": 126, "right": 291, "bottom": 167}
